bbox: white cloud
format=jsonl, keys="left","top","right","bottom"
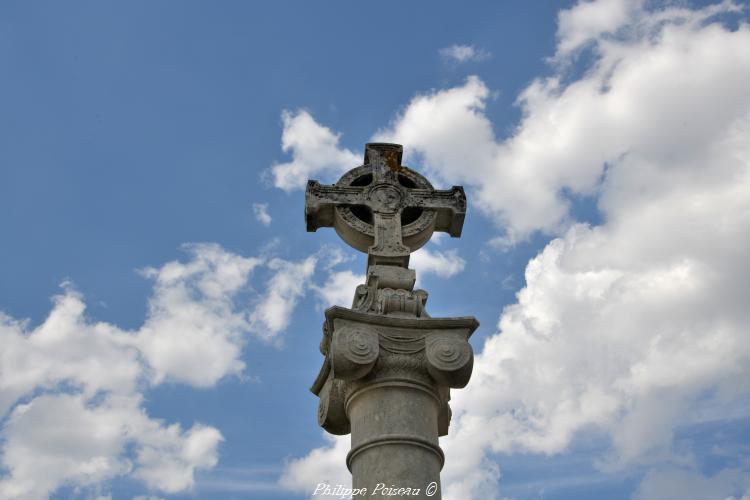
{"left": 555, "top": 0, "right": 641, "bottom": 57}
{"left": 137, "top": 243, "right": 261, "bottom": 387}
{"left": 375, "top": 3, "right": 750, "bottom": 245}
{"left": 278, "top": 435, "right": 350, "bottom": 498}
{"left": 0, "top": 287, "right": 141, "bottom": 417}
{"left": 0, "top": 394, "right": 132, "bottom": 500}
{"left": 0, "top": 392, "right": 223, "bottom": 500}
{"left": 132, "top": 419, "right": 222, "bottom": 493}
{"left": 374, "top": 72, "right": 585, "bottom": 242}
{"left": 440, "top": 1, "right": 750, "bottom": 497}
{"left": 373, "top": 75, "right": 492, "bottom": 185}
{"left": 269, "top": 110, "right": 359, "bottom": 192}
{"left": 253, "top": 203, "right": 272, "bottom": 226}
{"left": 439, "top": 44, "right": 491, "bottom": 63}
{"left": 249, "top": 256, "right": 317, "bottom": 340}
{"left": 375, "top": 75, "right": 560, "bottom": 243}
{"left": 318, "top": 245, "right": 353, "bottom": 271}
{"left": 311, "top": 269, "right": 364, "bottom": 309}
{"left": 411, "top": 247, "right": 466, "bottom": 279}
{"left": 0, "top": 243, "right": 322, "bottom": 498}
{"left": 283, "top": 1, "right": 750, "bottom": 498}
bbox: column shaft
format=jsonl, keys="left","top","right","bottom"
{"left": 347, "top": 381, "right": 442, "bottom": 499}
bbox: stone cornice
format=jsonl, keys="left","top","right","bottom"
{"left": 324, "top": 306, "right": 479, "bottom": 334}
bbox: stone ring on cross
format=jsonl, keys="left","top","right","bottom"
{"left": 305, "top": 143, "right": 467, "bottom": 267}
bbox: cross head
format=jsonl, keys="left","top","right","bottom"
{"left": 305, "top": 143, "right": 466, "bottom": 267}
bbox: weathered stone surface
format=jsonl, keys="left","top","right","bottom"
{"left": 305, "top": 144, "right": 477, "bottom": 499}
{"left": 305, "top": 143, "right": 467, "bottom": 267}
{"left": 331, "top": 326, "right": 379, "bottom": 380}
{"left": 425, "top": 333, "right": 474, "bottom": 388}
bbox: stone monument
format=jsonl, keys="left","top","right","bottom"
{"left": 306, "top": 143, "right": 478, "bottom": 499}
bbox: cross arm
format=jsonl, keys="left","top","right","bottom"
{"left": 406, "top": 187, "right": 467, "bottom": 237}
{"left": 305, "top": 180, "right": 366, "bottom": 232}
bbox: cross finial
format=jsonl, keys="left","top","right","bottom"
{"left": 365, "top": 143, "right": 403, "bottom": 183}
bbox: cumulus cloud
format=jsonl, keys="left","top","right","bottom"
{"left": 249, "top": 256, "right": 317, "bottom": 340}
{"left": 373, "top": 70, "right": 585, "bottom": 242}
{"left": 311, "top": 269, "right": 364, "bottom": 309}
{"left": 137, "top": 243, "right": 261, "bottom": 386}
{"left": 282, "top": 1, "right": 750, "bottom": 498}
{"left": 0, "top": 393, "right": 222, "bottom": 499}
{"left": 439, "top": 44, "right": 492, "bottom": 63}
{"left": 0, "top": 243, "right": 322, "bottom": 498}
{"left": 253, "top": 203, "right": 272, "bottom": 225}
{"left": 411, "top": 247, "right": 466, "bottom": 279}
{"left": 0, "top": 287, "right": 141, "bottom": 418}
{"left": 0, "top": 282, "right": 230, "bottom": 497}
{"left": 279, "top": 435, "right": 350, "bottom": 497}
{"left": 442, "top": 1, "right": 750, "bottom": 497}
{"left": 555, "top": 0, "right": 641, "bottom": 56}
{"left": 132, "top": 419, "right": 222, "bottom": 493}
{"left": 374, "top": 3, "right": 748, "bottom": 245}
{"left": 0, "top": 394, "right": 133, "bottom": 499}
{"left": 269, "top": 110, "right": 359, "bottom": 191}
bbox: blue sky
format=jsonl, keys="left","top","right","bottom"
{"left": 1, "top": 1, "right": 750, "bottom": 499}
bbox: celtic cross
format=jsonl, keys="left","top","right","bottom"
{"left": 304, "top": 143, "right": 477, "bottom": 499}
{"left": 305, "top": 143, "right": 467, "bottom": 267}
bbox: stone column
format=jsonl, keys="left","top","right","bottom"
{"left": 313, "top": 269, "right": 477, "bottom": 499}
{"left": 347, "top": 372, "right": 443, "bottom": 498}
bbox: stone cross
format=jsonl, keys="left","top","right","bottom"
{"left": 305, "top": 143, "right": 467, "bottom": 267}
{"left": 305, "top": 143, "right": 477, "bottom": 500}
